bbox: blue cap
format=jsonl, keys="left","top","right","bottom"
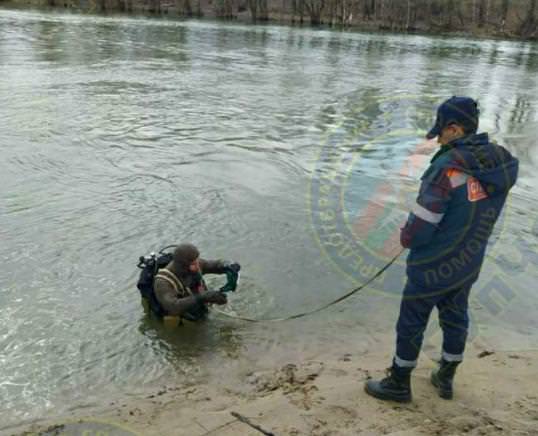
{"left": 426, "top": 96, "right": 479, "bottom": 139}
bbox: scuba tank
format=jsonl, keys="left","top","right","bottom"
{"left": 136, "top": 250, "right": 173, "bottom": 318}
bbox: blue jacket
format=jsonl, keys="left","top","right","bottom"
{"left": 401, "top": 133, "right": 519, "bottom": 291}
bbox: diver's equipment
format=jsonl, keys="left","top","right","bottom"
{"left": 136, "top": 251, "right": 174, "bottom": 318}
{"left": 136, "top": 246, "right": 238, "bottom": 322}
{"left": 136, "top": 247, "right": 206, "bottom": 322}
{"left": 219, "top": 262, "right": 241, "bottom": 293}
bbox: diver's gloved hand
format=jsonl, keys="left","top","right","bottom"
{"left": 201, "top": 290, "right": 228, "bottom": 305}
{"left": 223, "top": 261, "right": 241, "bottom": 274}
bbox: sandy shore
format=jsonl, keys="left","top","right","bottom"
{"left": 10, "top": 345, "right": 538, "bottom": 436}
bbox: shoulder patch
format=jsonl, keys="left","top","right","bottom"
{"left": 467, "top": 177, "right": 488, "bottom": 202}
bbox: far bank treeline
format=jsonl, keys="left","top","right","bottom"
{"left": 6, "top": 0, "right": 538, "bottom": 39}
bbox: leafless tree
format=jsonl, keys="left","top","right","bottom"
{"left": 304, "top": 0, "right": 326, "bottom": 24}
{"left": 291, "top": 0, "right": 306, "bottom": 23}
{"left": 519, "top": 0, "right": 537, "bottom": 36}
{"left": 247, "top": 0, "right": 268, "bottom": 20}
{"left": 500, "top": 0, "right": 510, "bottom": 31}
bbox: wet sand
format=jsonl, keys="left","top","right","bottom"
{"left": 11, "top": 340, "right": 538, "bottom": 436}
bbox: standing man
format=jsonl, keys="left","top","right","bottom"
{"left": 365, "top": 97, "right": 519, "bottom": 402}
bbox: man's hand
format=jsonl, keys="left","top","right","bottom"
{"left": 201, "top": 290, "right": 228, "bottom": 305}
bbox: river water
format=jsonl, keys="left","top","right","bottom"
{"left": 1, "top": 7, "right": 537, "bottom": 431}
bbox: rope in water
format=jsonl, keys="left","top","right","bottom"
{"left": 214, "top": 248, "right": 404, "bottom": 323}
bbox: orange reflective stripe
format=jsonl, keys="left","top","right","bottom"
{"left": 446, "top": 168, "right": 468, "bottom": 188}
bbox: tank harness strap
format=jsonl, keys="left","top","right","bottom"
{"left": 155, "top": 269, "right": 192, "bottom": 296}
{"left": 154, "top": 269, "right": 191, "bottom": 327}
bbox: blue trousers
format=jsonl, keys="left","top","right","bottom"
{"left": 394, "top": 280, "right": 471, "bottom": 367}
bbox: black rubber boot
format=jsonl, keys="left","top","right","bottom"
{"left": 431, "top": 359, "right": 460, "bottom": 400}
{"left": 364, "top": 363, "right": 412, "bottom": 403}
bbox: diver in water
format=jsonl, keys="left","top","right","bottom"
{"left": 137, "top": 243, "right": 240, "bottom": 325}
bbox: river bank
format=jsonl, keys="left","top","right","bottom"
{"left": 9, "top": 340, "right": 538, "bottom": 436}
{"left": 2, "top": 0, "right": 538, "bottom": 41}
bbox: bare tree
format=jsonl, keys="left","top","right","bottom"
{"left": 362, "top": 0, "right": 375, "bottom": 20}
{"left": 500, "top": 0, "right": 510, "bottom": 31}
{"left": 520, "top": 0, "right": 537, "bottom": 36}
{"left": 148, "top": 0, "right": 160, "bottom": 13}
{"left": 304, "top": 0, "right": 326, "bottom": 24}
{"left": 176, "top": 0, "right": 192, "bottom": 15}
{"left": 405, "top": 0, "right": 417, "bottom": 29}
{"left": 478, "top": 0, "right": 487, "bottom": 26}
{"left": 469, "top": 0, "right": 474, "bottom": 27}
{"left": 292, "top": 0, "right": 305, "bottom": 23}
{"left": 290, "top": 0, "right": 304, "bottom": 23}
{"left": 446, "top": 0, "right": 454, "bottom": 28}
{"left": 247, "top": 0, "right": 258, "bottom": 20}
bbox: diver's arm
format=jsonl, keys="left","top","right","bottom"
{"left": 200, "top": 259, "right": 241, "bottom": 275}
{"left": 154, "top": 280, "right": 202, "bottom": 316}
{"left": 199, "top": 259, "right": 227, "bottom": 274}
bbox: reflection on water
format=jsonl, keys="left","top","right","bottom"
{"left": 0, "top": 6, "right": 537, "bottom": 430}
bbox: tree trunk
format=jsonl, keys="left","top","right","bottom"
{"left": 248, "top": 0, "right": 257, "bottom": 20}
{"left": 259, "top": 0, "right": 268, "bottom": 20}
{"left": 447, "top": 0, "right": 454, "bottom": 28}
{"left": 500, "top": 0, "right": 509, "bottom": 29}
{"left": 472, "top": 0, "right": 476, "bottom": 25}
{"left": 478, "top": 0, "right": 486, "bottom": 27}
{"left": 306, "top": 0, "right": 324, "bottom": 25}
